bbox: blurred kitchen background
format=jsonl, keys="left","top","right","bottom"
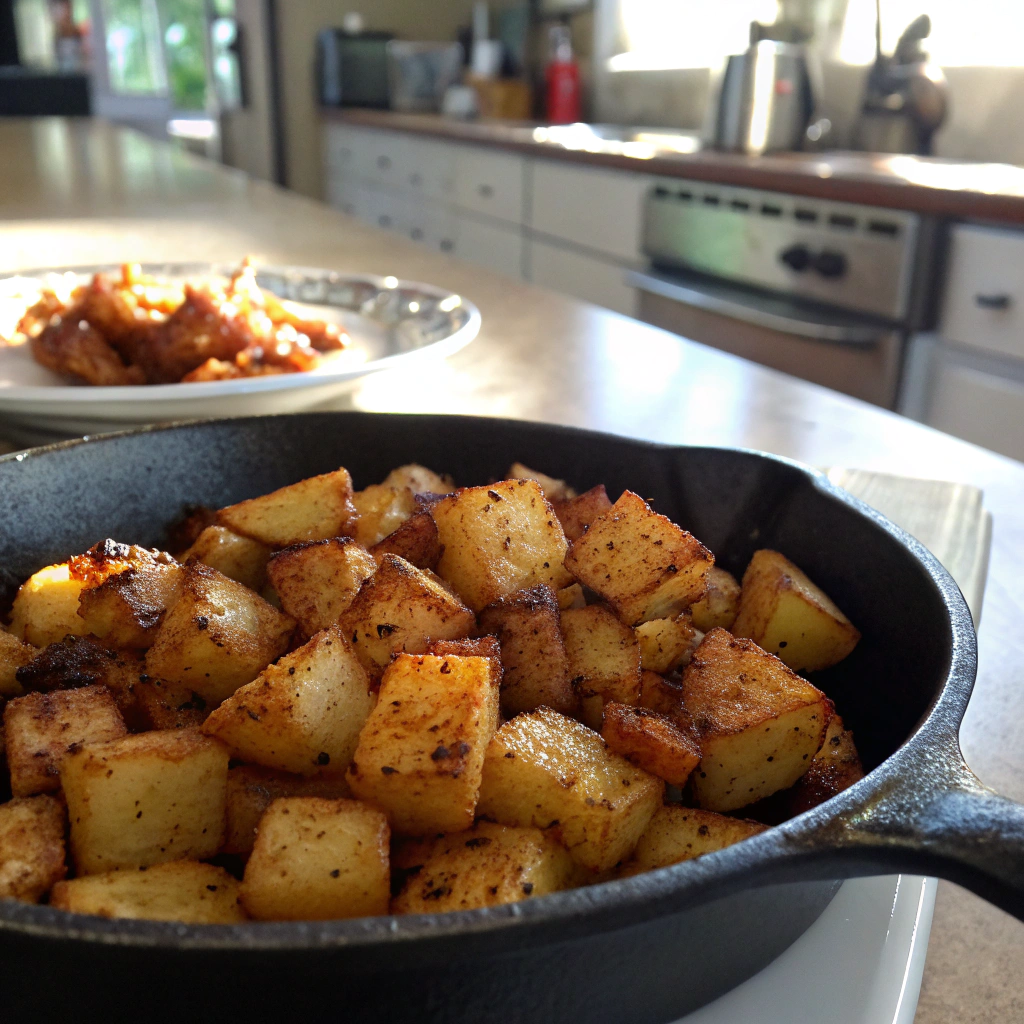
{"left": 5, "top": 0, "right": 1024, "bottom": 462}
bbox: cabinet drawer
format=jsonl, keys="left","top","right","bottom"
{"left": 940, "top": 224, "right": 1024, "bottom": 360}
{"left": 453, "top": 147, "right": 525, "bottom": 224}
{"left": 527, "top": 239, "right": 637, "bottom": 317}
{"left": 402, "top": 137, "right": 456, "bottom": 202}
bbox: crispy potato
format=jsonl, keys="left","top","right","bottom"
{"left": 132, "top": 676, "right": 209, "bottom": 731}
{"left": 77, "top": 563, "right": 184, "bottom": 651}
{"left": 426, "top": 636, "right": 502, "bottom": 659}
{"left": 4, "top": 685, "right": 127, "bottom": 797}
{"left": 507, "top": 463, "right": 577, "bottom": 502}
{"left": 0, "top": 630, "right": 36, "bottom": 697}
{"left": 267, "top": 538, "right": 376, "bottom": 638}
{"left": 638, "top": 670, "right": 687, "bottom": 720}
{"left": 600, "top": 702, "right": 701, "bottom": 787}
{"left": 370, "top": 508, "right": 441, "bottom": 571}
{"left": 682, "top": 629, "right": 832, "bottom": 812}
{"left": 145, "top": 562, "right": 295, "bottom": 707}
{"left": 619, "top": 805, "right": 766, "bottom": 876}
{"left": 8, "top": 562, "right": 88, "bottom": 647}
{"left": 732, "top": 550, "right": 861, "bottom": 673}
{"left": 557, "top": 583, "right": 586, "bottom": 610}
{"left": 340, "top": 555, "right": 475, "bottom": 678}
{"left": 0, "top": 795, "right": 67, "bottom": 901}
{"left": 785, "top": 714, "right": 864, "bottom": 816}
{"left": 431, "top": 479, "right": 573, "bottom": 612}
{"left": 552, "top": 484, "right": 613, "bottom": 543}
{"left": 217, "top": 468, "right": 357, "bottom": 548}
{"left": 381, "top": 464, "right": 453, "bottom": 496}
{"left": 241, "top": 797, "right": 390, "bottom": 921}
{"left": 564, "top": 491, "right": 713, "bottom": 625}
{"left": 183, "top": 526, "right": 271, "bottom": 592}
{"left": 61, "top": 728, "right": 229, "bottom": 873}
{"left": 392, "top": 820, "right": 577, "bottom": 914}
{"left": 347, "top": 653, "right": 500, "bottom": 835}
{"left": 51, "top": 860, "right": 246, "bottom": 923}
{"left": 478, "top": 584, "right": 578, "bottom": 717}
{"left": 635, "top": 614, "right": 703, "bottom": 674}
{"left": 351, "top": 484, "right": 417, "bottom": 547}
{"left": 690, "top": 567, "right": 742, "bottom": 633}
{"left": 15, "top": 634, "right": 142, "bottom": 703}
{"left": 477, "top": 707, "right": 663, "bottom": 872}
{"left": 223, "top": 765, "right": 353, "bottom": 855}
{"left": 202, "top": 626, "right": 374, "bottom": 776}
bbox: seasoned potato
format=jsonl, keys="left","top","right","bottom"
{"left": 682, "top": 628, "right": 832, "bottom": 812}
{"left": 340, "top": 555, "right": 475, "bottom": 678}
{"left": 61, "top": 728, "right": 229, "bottom": 873}
{"left": 635, "top": 614, "right": 703, "bottom": 674}
{"left": 552, "top": 484, "right": 613, "bottom": 542}
{"left": 638, "top": 670, "right": 687, "bottom": 721}
{"left": 507, "top": 463, "right": 577, "bottom": 502}
{"left": 392, "top": 820, "right": 577, "bottom": 914}
{"left": 732, "top": 550, "right": 861, "bottom": 673}
{"left": 478, "top": 584, "right": 577, "bottom": 717}
{"left": 557, "top": 583, "right": 586, "bottom": 610}
{"left": 0, "top": 794, "right": 67, "bottom": 901}
{"left": 15, "top": 634, "right": 142, "bottom": 703}
{"left": 689, "top": 567, "right": 742, "bottom": 633}
{"left": 426, "top": 636, "right": 501, "bottom": 660}
{"left": 51, "top": 860, "right": 246, "bottom": 923}
{"left": 619, "top": 805, "right": 766, "bottom": 876}
{"left": 477, "top": 707, "right": 663, "bottom": 872}
{"left": 145, "top": 562, "right": 295, "bottom": 706}
{"left": 431, "top": 479, "right": 573, "bottom": 612}
{"left": 267, "top": 538, "right": 376, "bottom": 638}
{"left": 347, "top": 653, "right": 500, "bottom": 835}
{"left": 786, "top": 714, "right": 864, "bottom": 816}
{"left": 600, "top": 702, "right": 701, "bottom": 787}
{"left": 564, "top": 491, "right": 713, "bottom": 625}
{"left": 132, "top": 677, "right": 209, "bottom": 731}
{"left": 217, "top": 468, "right": 357, "bottom": 548}
{"left": 381, "top": 463, "right": 452, "bottom": 496}
{"left": 4, "top": 685, "right": 127, "bottom": 797}
{"left": 241, "top": 797, "right": 390, "bottom": 921}
{"left": 370, "top": 507, "right": 441, "bottom": 571}
{"left": 202, "top": 626, "right": 374, "bottom": 776}
{"left": 351, "top": 484, "right": 417, "bottom": 547}
{"left": 183, "top": 525, "right": 271, "bottom": 592}
{"left": 0, "top": 630, "right": 35, "bottom": 697}
{"left": 8, "top": 562, "right": 88, "bottom": 647}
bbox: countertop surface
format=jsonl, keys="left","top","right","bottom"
{"left": 2, "top": 117, "right": 1023, "bottom": 1022}
{"left": 327, "top": 107, "right": 1024, "bottom": 225}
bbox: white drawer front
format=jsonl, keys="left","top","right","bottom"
{"left": 402, "top": 137, "right": 456, "bottom": 202}
{"left": 940, "top": 224, "right": 1024, "bottom": 360}
{"left": 451, "top": 213, "right": 524, "bottom": 279}
{"left": 527, "top": 239, "right": 637, "bottom": 317}
{"left": 528, "top": 161, "right": 654, "bottom": 264}
{"left": 453, "top": 147, "right": 525, "bottom": 224}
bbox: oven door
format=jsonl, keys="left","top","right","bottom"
{"left": 628, "top": 269, "right": 906, "bottom": 410}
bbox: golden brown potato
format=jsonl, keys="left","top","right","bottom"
{"left": 785, "top": 714, "right": 864, "bottom": 816}
{"left": 391, "top": 820, "right": 577, "bottom": 914}
{"left": 430, "top": 479, "right": 574, "bottom": 612}
{"left": 380, "top": 464, "right": 452, "bottom": 496}
{"left": 3, "top": 685, "right": 127, "bottom": 797}
{"left": 564, "top": 491, "right": 713, "bottom": 625}
{"left": 682, "top": 628, "right": 832, "bottom": 812}
{"left": 634, "top": 614, "right": 703, "bottom": 674}
{"left": 426, "top": 636, "right": 502, "bottom": 660}
{"left": 506, "top": 463, "right": 577, "bottom": 503}
{"left": 61, "top": 728, "right": 229, "bottom": 874}
{"left": 552, "top": 484, "right": 613, "bottom": 543}
{"left": 369, "top": 507, "right": 441, "bottom": 571}
{"left": 217, "top": 468, "right": 357, "bottom": 548}
{"left": 476, "top": 706, "right": 663, "bottom": 872}
{"left": 201, "top": 626, "right": 374, "bottom": 776}
{"left": 8, "top": 562, "right": 88, "bottom": 648}
{"left": 690, "top": 567, "right": 742, "bottom": 633}
{"left": 51, "top": 860, "right": 246, "bottom": 923}
{"left": 131, "top": 676, "right": 209, "bottom": 731}
{"left": 600, "top": 702, "right": 701, "bottom": 787}
{"left": 241, "top": 797, "right": 390, "bottom": 921}
{"left": 478, "top": 584, "right": 578, "bottom": 717}
{"left": 14, "top": 634, "right": 142, "bottom": 704}
{"left": 638, "top": 670, "right": 687, "bottom": 721}
{"left": 0, "top": 794, "right": 67, "bottom": 901}
{"left": 351, "top": 484, "right": 417, "bottom": 547}
{"left": 347, "top": 653, "right": 500, "bottom": 835}
{"left": 557, "top": 583, "right": 586, "bottom": 610}
{"left": 183, "top": 526, "right": 271, "bottom": 592}
{"left": 732, "top": 550, "right": 861, "bottom": 673}
{"left": 0, "top": 630, "right": 36, "bottom": 697}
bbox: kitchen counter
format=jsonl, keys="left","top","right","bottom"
{"left": 326, "top": 107, "right": 1024, "bottom": 225}
{"left": 2, "top": 117, "right": 1024, "bottom": 1023}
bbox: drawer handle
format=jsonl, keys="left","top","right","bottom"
{"left": 410, "top": 173, "right": 423, "bottom": 187}
{"left": 377, "top": 155, "right": 391, "bottom": 170}
{"left": 478, "top": 184, "right": 494, "bottom": 199}
{"left": 342, "top": 203, "right": 354, "bottom": 215}
{"left": 975, "top": 293, "right": 1011, "bottom": 310}
{"left": 378, "top": 214, "right": 392, "bottom": 228}
{"left": 440, "top": 239, "right": 454, "bottom": 252}
{"left": 410, "top": 228, "right": 423, "bottom": 241}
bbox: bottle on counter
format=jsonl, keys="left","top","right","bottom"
{"left": 545, "top": 21, "right": 580, "bottom": 125}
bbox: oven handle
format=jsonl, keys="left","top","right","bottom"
{"left": 627, "top": 271, "right": 885, "bottom": 347}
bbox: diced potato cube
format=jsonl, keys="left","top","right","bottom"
{"left": 4, "top": 685, "right": 127, "bottom": 797}
{"left": 601, "top": 702, "right": 701, "bottom": 787}
{"left": 682, "top": 628, "right": 832, "bottom": 812}
{"left": 351, "top": 484, "right": 417, "bottom": 547}
{"left": 61, "top": 728, "right": 229, "bottom": 873}
{"left": 431, "top": 479, "right": 573, "bottom": 612}
{"left": 638, "top": 670, "right": 687, "bottom": 721}
{"left": 370, "top": 508, "right": 441, "bottom": 571}
{"left": 476, "top": 707, "right": 663, "bottom": 872}
{"left": 619, "top": 805, "right": 766, "bottom": 876}
{"left": 0, "top": 630, "right": 35, "bottom": 697}
{"left": 217, "top": 468, "right": 356, "bottom": 548}
{"left": 50, "top": 860, "right": 246, "bottom": 923}
{"left": 347, "top": 653, "right": 500, "bottom": 835}
{"left": 732, "top": 550, "right": 861, "bottom": 673}
{"left": 557, "top": 583, "right": 586, "bottom": 610}
{"left": 77, "top": 565, "right": 184, "bottom": 650}
{"left": 507, "top": 463, "right": 577, "bottom": 502}
{"left": 635, "top": 614, "right": 703, "bottom": 674}
{"left": 8, "top": 563, "right": 88, "bottom": 647}
{"left": 381, "top": 464, "right": 453, "bottom": 496}
{"left": 183, "top": 526, "right": 271, "bottom": 592}
{"left": 241, "top": 797, "right": 390, "bottom": 921}
{"left": 786, "top": 714, "right": 865, "bottom": 816}
{"left": 339, "top": 555, "right": 475, "bottom": 678}
{"left": 690, "top": 567, "right": 742, "bottom": 633}
{"left": 15, "top": 635, "right": 142, "bottom": 707}
{"left": 132, "top": 677, "right": 209, "bottom": 731}
{"left": 564, "top": 491, "right": 713, "bottom": 626}
{"left": 478, "top": 584, "right": 577, "bottom": 717}
{"left": 552, "top": 484, "right": 613, "bottom": 542}
{"left": 0, "top": 795, "right": 67, "bottom": 901}
{"left": 426, "top": 636, "right": 502, "bottom": 659}
{"left": 202, "top": 626, "right": 374, "bottom": 776}
{"left": 267, "top": 537, "right": 376, "bottom": 638}
{"left": 222, "top": 765, "right": 352, "bottom": 855}
{"left": 392, "top": 821, "right": 577, "bottom": 914}
{"left": 145, "top": 562, "right": 295, "bottom": 707}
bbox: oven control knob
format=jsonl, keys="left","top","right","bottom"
{"left": 813, "top": 250, "right": 848, "bottom": 278}
{"left": 779, "top": 244, "right": 812, "bottom": 271}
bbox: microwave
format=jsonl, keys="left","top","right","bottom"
{"left": 316, "top": 29, "right": 393, "bottom": 108}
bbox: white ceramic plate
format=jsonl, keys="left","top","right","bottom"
{"left": 0, "top": 263, "right": 481, "bottom": 437}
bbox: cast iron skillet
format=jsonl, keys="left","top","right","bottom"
{"left": 0, "top": 412, "right": 1022, "bottom": 1024}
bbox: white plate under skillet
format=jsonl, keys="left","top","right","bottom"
{"left": 0, "top": 263, "right": 481, "bottom": 437}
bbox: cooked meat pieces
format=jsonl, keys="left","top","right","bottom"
{"left": 31, "top": 317, "right": 145, "bottom": 386}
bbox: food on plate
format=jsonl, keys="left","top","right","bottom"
{"left": 0, "top": 458, "right": 864, "bottom": 924}
{"left": 2, "top": 261, "right": 348, "bottom": 386}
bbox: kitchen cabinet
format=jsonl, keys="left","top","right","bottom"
{"left": 527, "top": 237, "right": 638, "bottom": 317}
